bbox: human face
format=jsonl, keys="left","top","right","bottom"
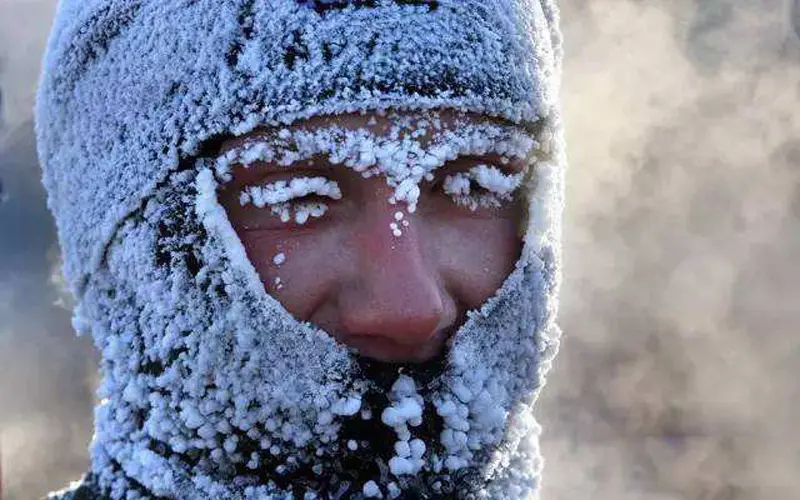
{"left": 218, "top": 110, "right": 529, "bottom": 364}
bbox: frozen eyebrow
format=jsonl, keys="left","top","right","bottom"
{"left": 213, "top": 112, "right": 537, "bottom": 215}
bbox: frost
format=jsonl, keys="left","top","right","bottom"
{"left": 387, "top": 482, "right": 401, "bottom": 499}
{"left": 443, "top": 164, "right": 524, "bottom": 211}
{"left": 472, "top": 164, "right": 523, "bottom": 196}
{"left": 38, "top": 0, "right": 565, "bottom": 497}
{"left": 362, "top": 480, "right": 382, "bottom": 498}
{"left": 216, "top": 116, "right": 535, "bottom": 218}
{"left": 272, "top": 253, "right": 286, "bottom": 266}
{"left": 293, "top": 202, "right": 328, "bottom": 225}
{"left": 409, "top": 439, "right": 426, "bottom": 459}
{"left": 242, "top": 177, "right": 342, "bottom": 208}
{"left": 389, "top": 222, "right": 403, "bottom": 237}
{"left": 240, "top": 177, "right": 340, "bottom": 225}
{"left": 388, "top": 456, "right": 414, "bottom": 476}
{"left": 381, "top": 375, "right": 427, "bottom": 477}
{"left": 331, "top": 395, "right": 362, "bottom": 416}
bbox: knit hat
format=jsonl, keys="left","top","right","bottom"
{"left": 37, "top": 0, "right": 562, "bottom": 294}
{"left": 38, "top": 1, "right": 565, "bottom": 498}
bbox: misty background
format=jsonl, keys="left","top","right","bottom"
{"left": 1, "top": 0, "right": 798, "bottom": 498}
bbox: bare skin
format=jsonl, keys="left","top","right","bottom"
{"left": 218, "top": 110, "right": 527, "bottom": 363}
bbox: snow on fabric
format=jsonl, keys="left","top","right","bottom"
{"left": 36, "top": 0, "right": 566, "bottom": 498}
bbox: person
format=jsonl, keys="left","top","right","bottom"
{"left": 36, "top": 0, "right": 565, "bottom": 498}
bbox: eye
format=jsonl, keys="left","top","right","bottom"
{"left": 439, "top": 164, "right": 522, "bottom": 212}
{"left": 239, "top": 176, "right": 342, "bottom": 226}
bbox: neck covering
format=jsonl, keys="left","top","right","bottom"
{"left": 36, "top": 1, "right": 566, "bottom": 498}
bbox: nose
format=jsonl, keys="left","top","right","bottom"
{"left": 337, "top": 185, "right": 454, "bottom": 363}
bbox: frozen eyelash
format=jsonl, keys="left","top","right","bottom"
{"left": 270, "top": 201, "right": 329, "bottom": 225}
{"left": 239, "top": 177, "right": 341, "bottom": 224}
{"left": 442, "top": 164, "right": 523, "bottom": 211}
{"left": 215, "top": 114, "right": 536, "bottom": 214}
{"left": 240, "top": 177, "right": 342, "bottom": 207}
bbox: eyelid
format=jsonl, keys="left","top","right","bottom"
{"left": 435, "top": 155, "right": 525, "bottom": 178}
{"left": 470, "top": 164, "right": 523, "bottom": 195}
{"left": 234, "top": 176, "right": 342, "bottom": 228}
{"left": 239, "top": 176, "right": 342, "bottom": 208}
{"left": 222, "top": 157, "right": 335, "bottom": 189}
{"left": 440, "top": 164, "right": 523, "bottom": 212}
{"left": 441, "top": 164, "right": 523, "bottom": 191}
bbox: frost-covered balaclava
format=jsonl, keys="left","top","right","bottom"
{"left": 37, "top": 1, "right": 565, "bottom": 498}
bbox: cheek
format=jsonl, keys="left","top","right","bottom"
{"left": 235, "top": 229, "right": 346, "bottom": 321}
{"left": 230, "top": 200, "right": 523, "bottom": 323}
{"left": 425, "top": 213, "right": 523, "bottom": 310}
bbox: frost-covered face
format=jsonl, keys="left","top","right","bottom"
{"left": 218, "top": 110, "right": 526, "bottom": 364}
{"left": 80, "top": 107, "right": 558, "bottom": 499}
{"left": 37, "top": 0, "right": 564, "bottom": 494}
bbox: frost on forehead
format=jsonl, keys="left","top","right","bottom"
{"left": 214, "top": 111, "right": 537, "bottom": 214}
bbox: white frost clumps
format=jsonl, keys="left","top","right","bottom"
{"left": 240, "top": 177, "right": 341, "bottom": 225}
{"left": 435, "top": 397, "right": 473, "bottom": 471}
{"left": 240, "top": 176, "right": 341, "bottom": 207}
{"left": 390, "top": 211, "right": 408, "bottom": 238}
{"left": 389, "top": 222, "right": 402, "bottom": 238}
{"left": 331, "top": 394, "right": 362, "bottom": 416}
{"left": 381, "top": 375, "right": 427, "bottom": 477}
{"left": 215, "top": 113, "right": 535, "bottom": 217}
{"left": 362, "top": 480, "right": 382, "bottom": 498}
{"left": 292, "top": 203, "right": 329, "bottom": 225}
{"left": 70, "top": 151, "right": 561, "bottom": 498}
{"left": 443, "top": 164, "right": 523, "bottom": 211}
{"left": 64, "top": 109, "right": 562, "bottom": 499}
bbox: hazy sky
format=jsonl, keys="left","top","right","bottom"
{"left": 1, "top": 1, "right": 799, "bottom": 499}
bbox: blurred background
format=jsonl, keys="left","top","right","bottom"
{"left": 1, "top": 0, "right": 798, "bottom": 498}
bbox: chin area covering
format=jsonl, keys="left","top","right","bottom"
{"left": 37, "top": 1, "right": 566, "bottom": 498}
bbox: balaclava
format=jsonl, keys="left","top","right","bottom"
{"left": 36, "top": 1, "right": 565, "bottom": 498}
